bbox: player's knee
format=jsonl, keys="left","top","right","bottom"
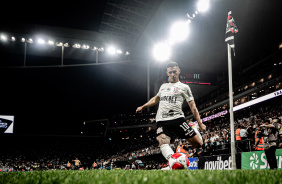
{"left": 156, "top": 134, "right": 170, "bottom": 145}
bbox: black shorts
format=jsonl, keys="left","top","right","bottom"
{"left": 156, "top": 117, "right": 196, "bottom": 139}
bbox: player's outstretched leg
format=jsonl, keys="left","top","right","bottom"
{"left": 157, "top": 133, "right": 174, "bottom": 170}
{"left": 186, "top": 134, "right": 203, "bottom": 148}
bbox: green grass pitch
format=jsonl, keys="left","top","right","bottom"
{"left": 0, "top": 170, "right": 281, "bottom": 184}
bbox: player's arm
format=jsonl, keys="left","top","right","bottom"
{"left": 136, "top": 95, "right": 160, "bottom": 113}
{"left": 188, "top": 100, "right": 206, "bottom": 133}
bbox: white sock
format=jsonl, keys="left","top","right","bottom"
{"left": 160, "top": 144, "right": 174, "bottom": 161}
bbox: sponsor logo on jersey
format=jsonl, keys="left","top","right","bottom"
{"left": 160, "top": 96, "right": 177, "bottom": 103}
{"left": 173, "top": 87, "right": 180, "bottom": 94}
{"left": 156, "top": 127, "right": 163, "bottom": 134}
{"left": 161, "top": 110, "right": 181, "bottom": 118}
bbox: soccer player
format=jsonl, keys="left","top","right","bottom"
{"left": 136, "top": 61, "right": 206, "bottom": 169}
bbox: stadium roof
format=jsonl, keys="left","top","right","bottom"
{"left": 2, "top": 1, "right": 282, "bottom": 72}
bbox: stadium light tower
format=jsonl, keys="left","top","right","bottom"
{"left": 91, "top": 46, "right": 104, "bottom": 63}
{"left": 197, "top": 0, "right": 210, "bottom": 12}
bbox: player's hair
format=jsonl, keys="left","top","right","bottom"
{"left": 166, "top": 61, "right": 179, "bottom": 68}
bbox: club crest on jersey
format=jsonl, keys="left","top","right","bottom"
{"left": 173, "top": 87, "right": 180, "bottom": 94}
{"left": 156, "top": 127, "right": 163, "bottom": 134}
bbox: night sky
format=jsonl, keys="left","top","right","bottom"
{"left": 1, "top": 0, "right": 282, "bottom": 135}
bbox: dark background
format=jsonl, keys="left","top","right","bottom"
{"left": 0, "top": 0, "right": 282, "bottom": 135}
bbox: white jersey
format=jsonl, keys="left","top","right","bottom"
{"left": 156, "top": 81, "right": 194, "bottom": 122}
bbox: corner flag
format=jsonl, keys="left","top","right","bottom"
{"left": 225, "top": 9, "right": 238, "bottom": 56}
{"left": 225, "top": 9, "right": 238, "bottom": 170}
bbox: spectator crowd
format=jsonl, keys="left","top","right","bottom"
{"left": 1, "top": 98, "right": 281, "bottom": 171}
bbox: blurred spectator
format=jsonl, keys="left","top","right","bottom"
{"left": 254, "top": 119, "right": 279, "bottom": 169}
{"left": 254, "top": 125, "right": 264, "bottom": 151}
{"left": 176, "top": 140, "right": 189, "bottom": 158}
{"left": 235, "top": 125, "right": 241, "bottom": 142}
{"left": 240, "top": 124, "right": 248, "bottom": 140}
{"left": 72, "top": 158, "right": 81, "bottom": 170}
{"left": 92, "top": 162, "right": 97, "bottom": 169}
{"left": 278, "top": 119, "right": 282, "bottom": 148}
{"left": 66, "top": 161, "right": 71, "bottom": 170}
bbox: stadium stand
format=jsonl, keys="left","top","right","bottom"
{"left": 0, "top": 97, "right": 281, "bottom": 171}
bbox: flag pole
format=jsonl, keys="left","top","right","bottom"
{"left": 227, "top": 43, "right": 236, "bottom": 170}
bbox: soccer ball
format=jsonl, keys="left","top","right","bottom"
{"left": 169, "top": 153, "right": 189, "bottom": 170}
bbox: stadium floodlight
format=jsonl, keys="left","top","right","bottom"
{"left": 98, "top": 47, "right": 104, "bottom": 52}
{"left": 11, "top": 36, "right": 16, "bottom": 41}
{"left": 21, "top": 38, "right": 26, "bottom": 42}
{"left": 48, "top": 40, "right": 54, "bottom": 45}
{"left": 1, "top": 35, "right": 7, "bottom": 41}
{"left": 197, "top": 0, "right": 210, "bottom": 12}
{"left": 56, "top": 42, "right": 63, "bottom": 46}
{"left": 125, "top": 51, "right": 130, "bottom": 55}
{"left": 27, "top": 38, "right": 34, "bottom": 43}
{"left": 37, "top": 39, "right": 45, "bottom": 44}
{"left": 64, "top": 43, "right": 70, "bottom": 47}
{"left": 91, "top": 46, "right": 98, "bottom": 50}
{"left": 107, "top": 46, "right": 116, "bottom": 55}
{"left": 72, "top": 44, "right": 81, "bottom": 48}
{"left": 116, "top": 49, "right": 123, "bottom": 54}
{"left": 81, "top": 45, "right": 89, "bottom": 49}
{"left": 153, "top": 41, "right": 171, "bottom": 62}
{"left": 169, "top": 21, "right": 189, "bottom": 44}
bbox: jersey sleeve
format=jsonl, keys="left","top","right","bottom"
{"left": 157, "top": 84, "right": 164, "bottom": 97}
{"left": 183, "top": 84, "right": 194, "bottom": 102}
